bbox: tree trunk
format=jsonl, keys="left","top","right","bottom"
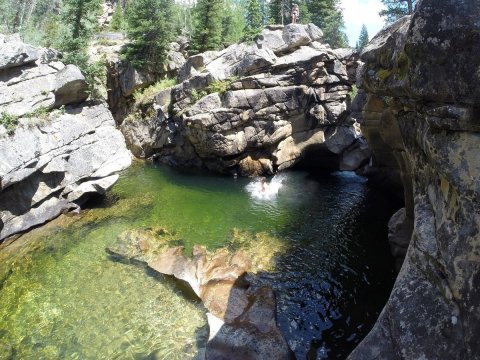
{"left": 406, "top": 0, "right": 413, "bottom": 14}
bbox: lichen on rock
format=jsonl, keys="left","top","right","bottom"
{"left": 350, "top": 1, "right": 480, "bottom": 358}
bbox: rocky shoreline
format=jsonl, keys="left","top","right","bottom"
{"left": 1, "top": 1, "right": 479, "bottom": 358}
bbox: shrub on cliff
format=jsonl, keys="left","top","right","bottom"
{"left": 57, "top": 0, "right": 104, "bottom": 97}
{"left": 0, "top": 112, "right": 18, "bottom": 135}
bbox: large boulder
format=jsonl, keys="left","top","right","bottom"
{"left": 54, "top": 64, "right": 89, "bottom": 106}
{"left": 0, "top": 36, "right": 89, "bottom": 117}
{"left": 0, "top": 34, "right": 39, "bottom": 70}
{"left": 256, "top": 23, "right": 323, "bottom": 55}
{"left": 350, "top": 1, "right": 480, "bottom": 358}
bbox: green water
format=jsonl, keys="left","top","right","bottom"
{"left": 0, "top": 161, "right": 398, "bottom": 359}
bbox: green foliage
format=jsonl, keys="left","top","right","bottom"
{"left": 222, "top": 0, "right": 245, "bottom": 46}
{"left": 133, "top": 78, "right": 177, "bottom": 103}
{"left": 190, "top": 0, "right": 224, "bottom": 53}
{"left": 268, "top": 0, "right": 285, "bottom": 25}
{"left": 348, "top": 84, "right": 358, "bottom": 100}
{"left": 268, "top": 0, "right": 309, "bottom": 25}
{"left": 109, "top": 3, "right": 125, "bottom": 31}
{"left": 171, "top": 1, "right": 194, "bottom": 37}
{"left": 307, "top": 0, "right": 348, "bottom": 48}
{"left": 297, "top": 1, "right": 311, "bottom": 24}
{"left": 0, "top": 0, "right": 61, "bottom": 47}
{"left": 205, "top": 77, "right": 237, "bottom": 94}
{"left": 190, "top": 89, "right": 207, "bottom": 104}
{"left": 380, "top": 0, "right": 416, "bottom": 23}
{"left": 123, "top": 0, "right": 173, "bottom": 70}
{"left": 0, "top": 112, "right": 19, "bottom": 136}
{"left": 59, "top": 0, "right": 101, "bottom": 51}
{"left": 356, "top": 24, "right": 369, "bottom": 51}
{"left": 243, "top": 0, "right": 262, "bottom": 42}
{"left": 55, "top": 0, "right": 103, "bottom": 97}
{"left": 24, "top": 106, "right": 50, "bottom": 119}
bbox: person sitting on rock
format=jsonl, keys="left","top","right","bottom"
{"left": 291, "top": 4, "right": 300, "bottom": 24}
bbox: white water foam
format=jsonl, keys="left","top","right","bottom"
{"left": 245, "top": 174, "right": 285, "bottom": 201}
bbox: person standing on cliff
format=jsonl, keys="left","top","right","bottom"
{"left": 291, "top": 4, "right": 299, "bottom": 24}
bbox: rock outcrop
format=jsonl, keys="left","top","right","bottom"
{"left": 0, "top": 36, "right": 131, "bottom": 241}
{"left": 112, "top": 24, "right": 369, "bottom": 176}
{"left": 350, "top": 1, "right": 480, "bottom": 358}
{"left": 104, "top": 36, "right": 188, "bottom": 122}
{"left": 0, "top": 35, "right": 88, "bottom": 117}
{"left": 108, "top": 227, "right": 293, "bottom": 359}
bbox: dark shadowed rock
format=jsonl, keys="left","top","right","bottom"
{"left": 350, "top": 1, "right": 480, "bottom": 358}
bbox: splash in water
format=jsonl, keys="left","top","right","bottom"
{"left": 246, "top": 174, "right": 285, "bottom": 201}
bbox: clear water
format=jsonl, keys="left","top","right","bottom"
{"left": 0, "top": 161, "right": 398, "bottom": 359}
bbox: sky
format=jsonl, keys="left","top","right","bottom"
{"left": 340, "top": 0, "right": 386, "bottom": 47}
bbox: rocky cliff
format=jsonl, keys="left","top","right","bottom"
{"left": 109, "top": 24, "right": 370, "bottom": 176}
{"left": 350, "top": 0, "right": 480, "bottom": 358}
{"left": 0, "top": 35, "right": 131, "bottom": 241}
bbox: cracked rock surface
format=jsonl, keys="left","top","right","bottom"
{"left": 350, "top": 1, "right": 480, "bottom": 358}
{"left": 110, "top": 24, "right": 369, "bottom": 176}
{"left": 0, "top": 36, "right": 131, "bottom": 241}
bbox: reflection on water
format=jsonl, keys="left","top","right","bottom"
{"left": 0, "top": 162, "right": 398, "bottom": 359}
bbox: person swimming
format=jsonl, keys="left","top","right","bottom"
{"left": 260, "top": 177, "right": 267, "bottom": 192}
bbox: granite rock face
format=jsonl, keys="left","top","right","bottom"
{"left": 105, "top": 36, "right": 188, "bottom": 122}
{"left": 111, "top": 24, "right": 369, "bottom": 176}
{"left": 350, "top": 1, "right": 480, "bottom": 358}
{"left": 0, "top": 36, "right": 131, "bottom": 241}
{"left": 0, "top": 36, "right": 89, "bottom": 117}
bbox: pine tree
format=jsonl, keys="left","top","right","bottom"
{"left": 57, "top": 0, "right": 102, "bottom": 94}
{"left": 269, "top": 0, "right": 286, "bottom": 25}
{"left": 243, "top": 0, "right": 262, "bottom": 42}
{"left": 356, "top": 24, "right": 369, "bottom": 51}
{"left": 190, "top": 0, "right": 224, "bottom": 53}
{"left": 306, "top": 0, "right": 348, "bottom": 48}
{"left": 58, "top": 0, "right": 100, "bottom": 65}
{"left": 379, "top": 0, "right": 416, "bottom": 23}
{"left": 123, "top": 0, "right": 173, "bottom": 70}
{"left": 222, "top": 0, "right": 245, "bottom": 46}
{"left": 109, "top": 3, "right": 125, "bottom": 31}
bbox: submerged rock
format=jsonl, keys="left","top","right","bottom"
{"left": 350, "top": 1, "right": 480, "bottom": 358}
{"left": 108, "top": 227, "right": 293, "bottom": 360}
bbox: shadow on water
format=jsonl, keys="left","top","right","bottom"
{"left": 96, "top": 166, "right": 402, "bottom": 359}
{"left": 213, "top": 170, "right": 402, "bottom": 359}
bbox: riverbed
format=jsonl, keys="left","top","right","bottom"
{"left": 0, "top": 161, "right": 398, "bottom": 359}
